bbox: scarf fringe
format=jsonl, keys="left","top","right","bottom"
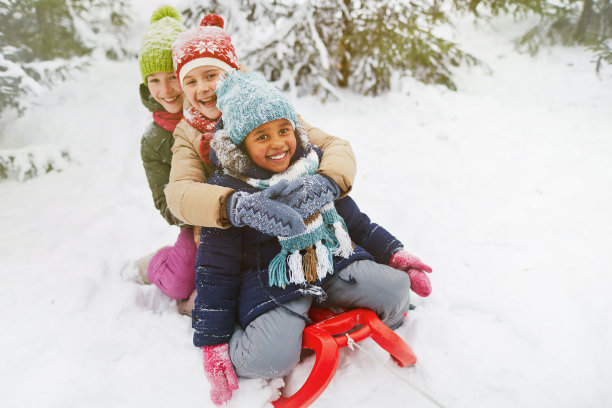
{"left": 288, "top": 250, "right": 306, "bottom": 285}
{"left": 332, "top": 221, "right": 354, "bottom": 258}
{"left": 269, "top": 251, "right": 290, "bottom": 288}
{"left": 321, "top": 206, "right": 354, "bottom": 258}
{"left": 315, "top": 241, "right": 333, "bottom": 279}
{"left": 303, "top": 246, "right": 319, "bottom": 282}
{"left": 268, "top": 217, "right": 353, "bottom": 288}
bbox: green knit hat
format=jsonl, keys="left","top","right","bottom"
{"left": 138, "top": 5, "right": 186, "bottom": 83}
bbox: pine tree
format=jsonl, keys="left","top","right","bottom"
{"left": 181, "top": 0, "right": 478, "bottom": 97}
{"left": 0, "top": 0, "right": 129, "bottom": 115}
{"left": 591, "top": 41, "right": 612, "bottom": 72}
{"left": 309, "top": 0, "right": 478, "bottom": 94}
{"left": 463, "top": 0, "right": 612, "bottom": 71}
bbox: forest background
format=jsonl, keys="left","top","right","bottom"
{"left": 1, "top": 1, "right": 611, "bottom": 407}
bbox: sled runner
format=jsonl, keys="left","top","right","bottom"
{"left": 273, "top": 308, "right": 417, "bottom": 408}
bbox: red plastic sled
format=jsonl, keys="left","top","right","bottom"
{"left": 272, "top": 308, "right": 417, "bottom": 408}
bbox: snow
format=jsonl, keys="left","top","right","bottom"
{"left": 1, "top": 7, "right": 612, "bottom": 408}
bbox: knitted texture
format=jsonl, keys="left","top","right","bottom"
{"left": 182, "top": 106, "right": 218, "bottom": 163}
{"left": 172, "top": 13, "right": 239, "bottom": 86}
{"left": 152, "top": 110, "right": 182, "bottom": 132}
{"left": 273, "top": 173, "right": 341, "bottom": 218}
{"left": 248, "top": 157, "right": 353, "bottom": 288}
{"left": 183, "top": 106, "right": 218, "bottom": 134}
{"left": 388, "top": 250, "right": 433, "bottom": 273}
{"left": 216, "top": 71, "right": 298, "bottom": 145}
{"left": 408, "top": 268, "right": 433, "bottom": 297}
{"left": 138, "top": 5, "right": 185, "bottom": 82}
{"left": 201, "top": 343, "right": 238, "bottom": 406}
{"left": 226, "top": 181, "right": 306, "bottom": 237}
{"left": 388, "top": 249, "right": 433, "bottom": 297}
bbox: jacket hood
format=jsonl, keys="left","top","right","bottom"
{"left": 139, "top": 83, "right": 164, "bottom": 113}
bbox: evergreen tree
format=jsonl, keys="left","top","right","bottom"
{"left": 591, "top": 41, "right": 612, "bottom": 72}
{"left": 306, "top": 0, "right": 478, "bottom": 94}
{"left": 181, "top": 0, "right": 478, "bottom": 97}
{"left": 0, "top": 0, "right": 129, "bottom": 115}
{"left": 463, "top": 0, "right": 612, "bottom": 72}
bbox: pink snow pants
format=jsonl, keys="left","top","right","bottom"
{"left": 147, "top": 227, "right": 197, "bottom": 300}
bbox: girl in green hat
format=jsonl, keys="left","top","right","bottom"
{"left": 136, "top": 6, "right": 196, "bottom": 314}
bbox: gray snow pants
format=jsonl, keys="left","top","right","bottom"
{"left": 229, "top": 259, "right": 412, "bottom": 379}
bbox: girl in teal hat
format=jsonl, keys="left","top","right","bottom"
{"left": 192, "top": 71, "right": 434, "bottom": 406}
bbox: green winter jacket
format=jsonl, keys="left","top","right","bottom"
{"left": 139, "top": 83, "right": 184, "bottom": 227}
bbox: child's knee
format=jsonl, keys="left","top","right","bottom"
{"left": 378, "top": 267, "right": 411, "bottom": 329}
{"left": 164, "top": 278, "right": 196, "bottom": 300}
{"left": 230, "top": 298, "right": 311, "bottom": 379}
{"left": 338, "top": 260, "right": 411, "bottom": 329}
{"left": 231, "top": 322, "right": 304, "bottom": 378}
{"left": 250, "top": 342, "right": 301, "bottom": 378}
{"left": 148, "top": 247, "right": 196, "bottom": 299}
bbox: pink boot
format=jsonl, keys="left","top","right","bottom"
{"left": 135, "top": 250, "right": 160, "bottom": 284}
{"left": 148, "top": 227, "right": 197, "bottom": 300}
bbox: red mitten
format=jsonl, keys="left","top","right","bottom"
{"left": 202, "top": 344, "right": 239, "bottom": 406}
{"left": 388, "top": 250, "right": 433, "bottom": 297}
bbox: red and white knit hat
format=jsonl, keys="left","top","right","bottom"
{"left": 172, "top": 14, "right": 239, "bottom": 86}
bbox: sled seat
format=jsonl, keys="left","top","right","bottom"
{"left": 272, "top": 308, "right": 417, "bottom": 408}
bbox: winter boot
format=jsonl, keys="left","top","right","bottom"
{"left": 134, "top": 249, "right": 166, "bottom": 284}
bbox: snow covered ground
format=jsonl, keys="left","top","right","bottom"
{"left": 1, "top": 7, "right": 611, "bottom": 408}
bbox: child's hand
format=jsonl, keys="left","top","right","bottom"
{"left": 388, "top": 250, "right": 433, "bottom": 297}
{"left": 226, "top": 181, "right": 306, "bottom": 237}
{"left": 272, "top": 174, "right": 340, "bottom": 218}
{"left": 406, "top": 268, "right": 433, "bottom": 297}
{"left": 202, "top": 343, "right": 238, "bottom": 406}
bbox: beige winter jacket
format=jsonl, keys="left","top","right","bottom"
{"left": 165, "top": 115, "right": 356, "bottom": 235}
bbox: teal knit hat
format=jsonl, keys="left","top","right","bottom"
{"left": 216, "top": 72, "right": 298, "bottom": 145}
{"left": 138, "top": 5, "right": 186, "bottom": 83}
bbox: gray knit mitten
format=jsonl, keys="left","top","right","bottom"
{"left": 273, "top": 174, "right": 341, "bottom": 218}
{"left": 227, "top": 181, "right": 307, "bottom": 237}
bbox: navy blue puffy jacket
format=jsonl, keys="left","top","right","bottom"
{"left": 192, "top": 172, "right": 403, "bottom": 347}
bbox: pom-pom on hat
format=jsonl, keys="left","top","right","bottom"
{"left": 138, "top": 5, "right": 185, "bottom": 83}
{"left": 215, "top": 71, "right": 298, "bottom": 146}
{"left": 172, "top": 14, "right": 240, "bottom": 87}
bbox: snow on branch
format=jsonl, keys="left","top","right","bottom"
{"left": 0, "top": 145, "right": 74, "bottom": 182}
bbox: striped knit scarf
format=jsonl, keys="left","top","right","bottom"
{"left": 236, "top": 148, "right": 354, "bottom": 288}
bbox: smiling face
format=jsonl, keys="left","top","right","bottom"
{"left": 182, "top": 66, "right": 225, "bottom": 120}
{"left": 244, "top": 119, "right": 297, "bottom": 173}
{"left": 146, "top": 72, "right": 183, "bottom": 113}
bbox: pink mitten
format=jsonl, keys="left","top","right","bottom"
{"left": 388, "top": 250, "right": 433, "bottom": 297}
{"left": 407, "top": 268, "right": 432, "bottom": 297}
{"left": 202, "top": 343, "right": 239, "bottom": 406}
